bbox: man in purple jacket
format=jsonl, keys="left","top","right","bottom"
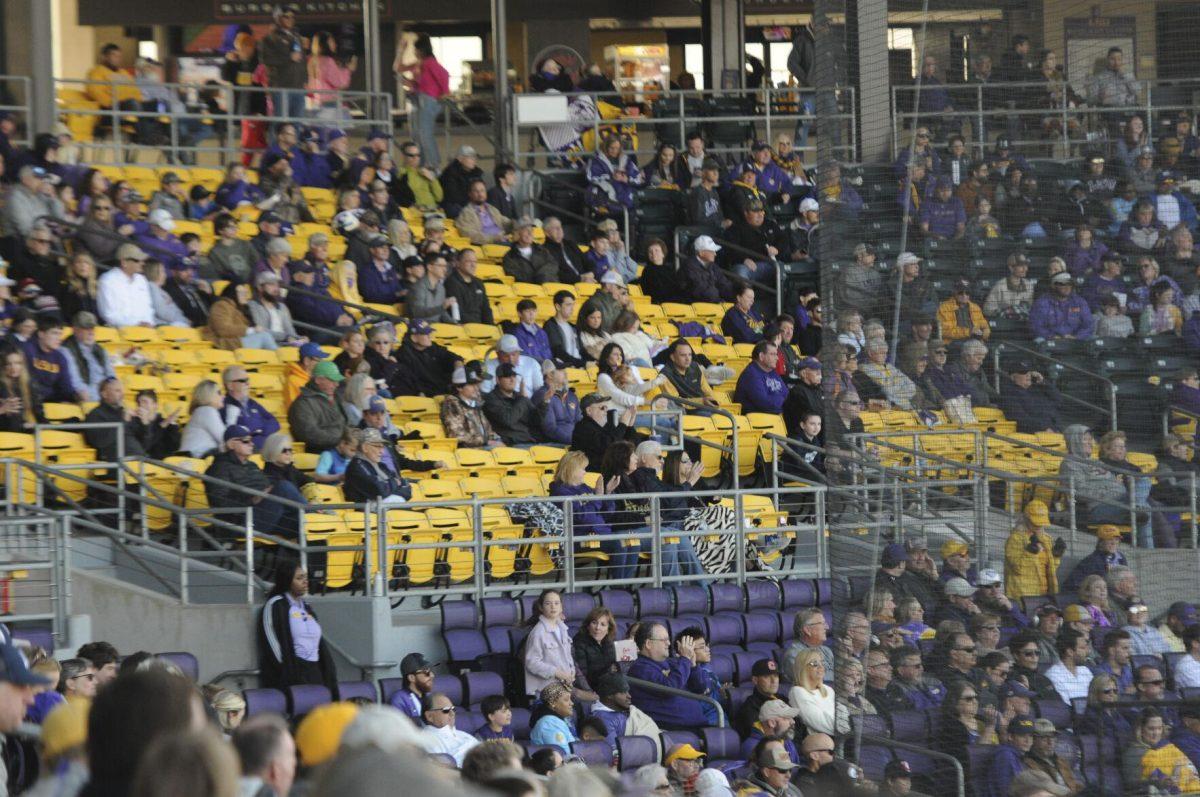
{"left": 24, "top": 316, "right": 85, "bottom": 403}
{"left": 733, "top": 341, "right": 787, "bottom": 413}
{"left": 507, "top": 299, "right": 553, "bottom": 362}
{"left": 919, "top": 178, "right": 966, "bottom": 240}
{"left": 626, "top": 622, "right": 709, "bottom": 730}
{"left": 1029, "top": 272, "right": 1093, "bottom": 340}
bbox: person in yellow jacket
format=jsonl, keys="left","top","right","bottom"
{"left": 1003, "top": 500, "right": 1065, "bottom": 601}
{"left": 936, "top": 278, "right": 991, "bottom": 342}
{"left": 85, "top": 44, "right": 143, "bottom": 108}
{"left": 284, "top": 342, "right": 328, "bottom": 410}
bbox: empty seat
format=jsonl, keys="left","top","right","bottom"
{"left": 888, "top": 709, "right": 929, "bottom": 743}
{"left": 442, "top": 601, "right": 488, "bottom": 669}
{"left": 571, "top": 740, "right": 614, "bottom": 767}
{"left": 379, "top": 677, "right": 406, "bottom": 705}
{"left": 562, "top": 591, "right": 597, "bottom": 622}
{"left": 710, "top": 583, "right": 744, "bottom": 615}
{"left": 287, "top": 685, "right": 332, "bottom": 717}
{"left": 599, "top": 590, "right": 636, "bottom": 619}
{"left": 616, "top": 735, "right": 659, "bottom": 772}
{"left": 745, "top": 581, "right": 782, "bottom": 612}
{"left": 243, "top": 688, "right": 287, "bottom": 717}
{"left": 701, "top": 726, "right": 743, "bottom": 772}
{"left": 638, "top": 588, "right": 673, "bottom": 619}
{"left": 781, "top": 580, "right": 816, "bottom": 608}
{"left": 433, "top": 674, "right": 464, "bottom": 706}
{"left": 338, "top": 681, "right": 378, "bottom": 703}
{"left": 742, "top": 613, "right": 782, "bottom": 652}
{"left": 704, "top": 615, "right": 745, "bottom": 654}
{"left": 155, "top": 651, "right": 199, "bottom": 681}
{"left": 463, "top": 671, "right": 504, "bottom": 708}
{"left": 673, "top": 585, "right": 709, "bottom": 616}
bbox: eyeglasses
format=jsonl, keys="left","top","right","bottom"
{"left": 649, "top": 636, "right": 671, "bottom": 644}
{"left": 69, "top": 673, "right": 96, "bottom": 681}
{"left": 955, "top": 647, "right": 977, "bottom": 653}
{"left": 806, "top": 660, "right": 823, "bottom": 667}
{"left": 811, "top": 748, "right": 836, "bottom": 755}
{"left": 229, "top": 378, "right": 249, "bottom": 384}
{"left": 281, "top": 448, "right": 293, "bottom": 453}
{"left": 1100, "top": 688, "right": 1118, "bottom": 695}
{"left": 232, "top": 437, "right": 252, "bottom": 445}
{"left": 94, "top": 205, "right": 113, "bottom": 211}
{"left": 403, "top": 150, "right": 420, "bottom": 158}
{"left": 978, "top": 625, "right": 1000, "bottom": 632}
{"left": 960, "top": 694, "right": 979, "bottom": 701}
{"left": 1139, "top": 679, "right": 1164, "bottom": 686}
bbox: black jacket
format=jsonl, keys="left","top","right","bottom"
{"left": 129, "top": 415, "right": 181, "bottom": 460}
{"left": 543, "top": 239, "right": 589, "bottom": 284}
{"left": 0, "top": 379, "right": 43, "bottom": 433}
{"left": 572, "top": 630, "right": 617, "bottom": 691}
{"left": 83, "top": 402, "right": 146, "bottom": 461}
{"left": 998, "top": 380, "right": 1063, "bottom": 433}
{"left": 570, "top": 417, "right": 637, "bottom": 471}
{"left": 724, "top": 218, "right": 789, "bottom": 267}
{"left": 443, "top": 269, "right": 494, "bottom": 325}
{"left": 679, "top": 256, "right": 735, "bottom": 303}
{"left": 204, "top": 451, "right": 271, "bottom": 510}
{"left": 165, "top": 278, "right": 212, "bottom": 327}
{"left": 257, "top": 593, "right": 338, "bottom": 694}
{"left": 543, "top": 318, "right": 587, "bottom": 367}
{"left": 782, "top": 381, "right": 823, "bottom": 437}
{"left": 389, "top": 340, "right": 459, "bottom": 397}
{"left": 343, "top": 455, "right": 412, "bottom": 503}
{"left": 439, "top": 161, "right": 485, "bottom": 216}
{"left": 487, "top": 186, "right": 518, "bottom": 219}
{"left": 482, "top": 389, "right": 539, "bottom": 445}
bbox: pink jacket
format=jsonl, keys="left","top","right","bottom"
{"left": 523, "top": 617, "right": 575, "bottom": 696}
{"left": 413, "top": 56, "right": 450, "bottom": 99}
{"left": 308, "top": 56, "right": 352, "bottom": 105}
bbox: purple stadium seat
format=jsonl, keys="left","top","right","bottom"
{"left": 709, "top": 653, "right": 735, "bottom": 684}
{"left": 710, "top": 584, "right": 745, "bottom": 615}
{"left": 1164, "top": 651, "right": 1186, "bottom": 688}
{"left": 850, "top": 713, "right": 888, "bottom": 738}
{"left": 888, "top": 709, "right": 929, "bottom": 743}
{"left": 704, "top": 615, "right": 745, "bottom": 654}
{"left": 968, "top": 745, "right": 998, "bottom": 795}
{"left": 433, "top": 674, "right": 464, "bottom": 706}
{"left": 482, "top": 597, "right": 520, "bottom": 628}
{"left": 1090, "top": 626, "right": 1113, "bottom": 654}
{"left": 662, "top": 730, "right": 703, "bottom": 752}
{"left": 701, "top": 727, "right": 742, "bottom": 760}
{"left": 616, "top": 736, "right": 659, "bottom": 771}
{"left": 847, "top": 575, "right": 872, "bottom": 602}
{"left": 728, "top": 686, "right": 753, "bottom": 718}
{"left": 506, "top": 626, "right": 530, "bottom": 659}
{"left": 1021, "top": 595, "right": 1055, "bottom": 617}
{"left": 638, "top": 588, "right": 674, "bottom": 619}
{"left": 571, "top": 740, "right": 614, "bottom": 767}
{"left": 780, "top": 579, "right": 816, "bottom": 609}
{"left": 287, "top": 685, "right": 331, "bottom": 716}
{"left": 600, "top": 590, "right": 636, "bottom": 619}
{"left": 562, "top": 592, "right": 596, "bottom": 622}
{"left": 243, "top": 688, "right": 286, "bottom": 717}
{"left": 441, "top": 600, "right": 479, "bottom": 629}
{"left": 464, "top": 671, "right": 504, "bottom": 707}
{"left": 1183, "top": 687, "right": 1200, "bottom": 700}
{"left": 519, "top": 594, "right": 538, "bottom": 621}
{"left": 13, "top": 628, "right": 53, "bottom": 653}
{"left": 457, "top": 709, "right": 485, "bottom": 735}
{"left": 338, "top": 680, "right": 378, "bottom": 703}
{"left": 155, "top": 652, "right": 199, "bottom": 681}
{"left": 1035, "top": 698, "right": 1071, "bottom": 728}
{"left": 776, "top": 609, "right": 800, "bottom": 645}
{"left": 510, "top": 707, "right": 532, "bottom": 739}
{"left": 732, "top": 652, "right": 764, "bottom": 685}
{"left": 745, "top": 581, "right": 781, "bottom": 612}
{"left": 379, "top": 677, "right": 406, "bottom": 705}
{"left": 665, "top": 615, "right": 706, "bottom": 641}
{"left": 1131, "top": 654, "right": 1161, "bottom": 673}
{"left": 673, "top": 585, "right": 709, "bottom": 616}
{"left": 743, "top": 613, "right": 781, "bottom": 652}
{"left": 814, "top": 577, "right": 833, "bottom": 606}
{"left": 442, "top": 600, "right": 487, "bottom": 668}
{"left": 856, "top": 744, "right": 895, "bottom": 781}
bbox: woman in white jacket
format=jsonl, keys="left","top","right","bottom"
{"left": 595, "top": 342, "right": 665, "bottom": 409}
{"left": 522, "top": 589, "right": 577, "bottom": 699}
{"left": 788, "top": 647, "right": 845, "bottom": 736}
{"left": 608, "top": 310, "right": 666, "bottom": 367}
{"left": 179, "top": 379, "right": 227, "bottom": 457}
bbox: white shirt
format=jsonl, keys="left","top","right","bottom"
{"left": 788, "top": 684, "right": 838, "bottom": 735}
{"left": 97, "top": 268, "right": 155, "bottom": 327}
{"left": 1045, "top": 661, "right": 1094, "bottom": 705}
{"left": 1175, "top": 654, "right": 1200, "bottom": 689}
{"left": 554, "top": 318, "right": 581, "bottom": 360}
{"left": 483, "top": 354, "right": 543, "bottom": 398}
{"left": 418, "top": 724, "right": 479, "bottom": 766}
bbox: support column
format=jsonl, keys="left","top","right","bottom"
{"left": 26, "top": 0, "right": 54, "bottom": 134}
{"left": 701, "top": 0, "right": 744, "bottom": 90}
{"left": 491, "top": 0, "right": 509, "bottom": 158}
{"left": 848, "top": 0, "right": 890, "bottom": 162}
{"left": 362, "top": 0, "right": 383, "bottom": 120}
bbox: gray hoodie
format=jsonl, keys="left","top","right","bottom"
{"left": 1059, "top": 424, "right": 1126, "bottom": 506}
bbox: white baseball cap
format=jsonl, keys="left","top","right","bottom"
{"left": 694, "top": 235, "right": 721, "bottom": 254}
{"left": 600, "top": 271, "right": 625, "bottom": 286}
{"left": 799, "top": 198, "right": 820, "bottom": 213}
{"left": 147, "top": 208, "right": 176, "bottom": 231}
{"left": 896, "top": 252, "right": 922, "bottom": 267}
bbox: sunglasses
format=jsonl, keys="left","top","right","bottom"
{"left": 32, "top": 238, "right": 53, "bottom": 244}
{"left": 955, "top": 647, "right": 977, "bottom": 653}
{"left": 232, "top": 437, "right": 252, "bottom": 445}
{"left": 1100, "top": 688, "right": 1118, "bottom": 695}
{"left": 434, "top": 706, "right": 456, "bottom": 714}
{"left": 1019, "top": 649, "right": 1039, "bottom": 657}
{"left": 1139, "top": 679, "right": 1164, "bottom": 686}
{"left": 229, "top": 378, "right": 249, "bottom": 384}
{"left": 281, "top": 448, "right": 293, "bottom": 453}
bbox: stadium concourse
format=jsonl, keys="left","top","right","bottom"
{"left": 0, "top": 18, "right": 1198, "bottom": 797}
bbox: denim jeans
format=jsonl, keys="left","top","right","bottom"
{"left": 661, "top": 528, "right": 708, "bottom": 583}
{"left": 600, "top": 535, "right": 647, "bottom": 581}
{"left": 274, "top": 89, "right": 307, "bottom": 122}
{"left": 241, "top": 330, "right": 279, "bottom": 351}
{"left": 415, "top": 93, "right": 441, "bottom": 168}
{"left": 733, "top": 259, "right": 778, "bottom": 285}
{"left": 253, "top": 479, "right": 305, "bottom": 538}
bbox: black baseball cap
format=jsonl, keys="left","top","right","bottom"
{"left": 400, "top": 652, "right": 437, "bottom": 676}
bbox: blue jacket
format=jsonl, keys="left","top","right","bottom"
{"left": 510, "top": 323, "right": 553, "bottom": 362}
{"left": 1029, "top": 293, "right": 1093, "bottom": 340}
{"left": 530, "top": 714, "right": 577, "bottom": 754}
{"left": 740, "top": 728, "right": 799, "bottom": 763}
{"left": 136, "top": 232, "right": 190, "bottom": 269}
{"left": 295, "top": 150, "right": 334, "bottom": 189}
{"left": 981, "top": 744, "right": 1025, "bottom": 797}
{"left": 1185, "top": 314, "right": 1200, "bottom": 352}
{"left": 548, "top": 481, "right": 614, "bottom": 537}
{"left": 733, "top": 363, "right": 787, "bottom": 413}
{"left": 389, "top": 688, "right": 422, "bottom": 722}
{"left": 1063, "top": 549, "right": 1128, "bottom": 593}
{"left": 23, "top": 340, "right": 78, "bottom": 403}
{"left": 223, "top": 396, "right": 281, "bottom": 451}
{"left": 535, "top": 388, "right": 582, "bottom": 445}
{"left": 721, "top": 307, "right": 765, "bottom": 344}
{"left": 735, "top": 159, "right": 790, "bottom": 196}
{"left": 687, "top": 663, "right": 724, "bottom": 726}
{"left": 1147, "top": 190, "right": 1199, "bottom": 232}
{"left": 1172, "top": 728, "right": 1200, "bottom": 770}
{"left": 358, "top": 261, "right": 402, "bottom": 305}
{"left": 595, "top": 706, "right": 628, "bottom": 747}
{"left": 215, "top": 180, "right": 264, "bottom": 209}
{"left": 287, "top": 280, "right": 345, "bottom": 327}
{"left": 626, "top": 654, "right": 709, "bottom": 729}
{"left": 1081, "top": 273, "right": 1125, "bottom": 311}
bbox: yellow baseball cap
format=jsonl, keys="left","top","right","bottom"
{"left": 295, "top": 702, "right": 360, "bottom": 767}
{"left": 1095, "top": 525, "right": 1122, "bottom": 541}
{"left": 665, "top": 743, "right": 706, "bottom": 765}
{"left": 1024, "top": 500, "right": 1050, "bottom": 527}
{"left": 941, "top": 540, "right": 969, "bottom": 558}
{"left": 42, "top": 698, "right": 90, "bottom": 760}
{"left": 1063, "top": 604, "right": 1092, "bottom": 623}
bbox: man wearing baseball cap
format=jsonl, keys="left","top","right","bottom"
{"left": 1063, "top": 524, "right": 1127, "bottom": 594}
{"left": 287, "top": 360, "right": 349, "bottom": 454}
{"left": 283, "top": 342, "right": 328, "bottom": 409}
{"left": 1157, "top": 601, "right": 1198, "bottom": 654}
{"left": 834, "top": 243, "right": 887, "bottom": 320}
{"left": 879, "top": 759, "right": 927, "bottom": 797}
{"left": 685, "top": 156, "right": 726, "bottom": 232}
{"left": 387, "top": 652, "right": 438, "bottom": 721}
{"left": 679, "top": 234, "right": 734, "bottom": 303}
{"left": 0, "top": 643, "right": 50, "bottom": 732}
{"left": 482, "top": 362, "right": 539, "bottom": 445}
{"left": 392, "top": 319, "right": 463, "bottom": 398}
{"left": 205, "top": 424, "right": 301, "bottom": 536}
{"left": 727, "top": 199, "right": 789, "bottom": 284}
{"left": 734, "top": 658, "right": 782, "bottom": 737}
{"left": 999, "top": 360, "right": 1064, "bottom": 434}
{"left": 740, "top": 699, "right": 802, "bottom": 763}
{"left": 1029, "top": 270, "right": 1093, "bottom": 341}
{"left": 938, "top": 539, "right": 976, "bottom": 586}
{"left": 97, "top": 243, "right": 155, "bottom": 327}
{"left": 664, "top": 743, "right": 707, "bottom": 795}
{"left": 591, "top": 672, "right": 663, "bottom": 758}
{"left": 1003, "top": 500, "right": 1065, "bottom": 601}
{"left": 791, "top": 198, "right": 820, "bottom": 260}
{"left": 874, "top": 543, "right": 914, "bottom": 606}
{"left": 937, "top": 277, "right": 989, "bottom": 342}
{"left": 981, "top": 716, "right": 1037, "bottom": 797}
{"left": 439, "top": 146, "right": 485, "bottom": 217}
{"left": 1022, "top": 717, "right": 1084, "bottom": 793}
{"left": 483, "top": 334, "right": 542, "bottom": 399}
{"left": 743, "top": 742, "right": 802, "bottom": 797}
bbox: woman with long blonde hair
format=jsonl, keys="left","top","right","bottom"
{"left": 59, "top": 252, "right": 99, "bottom": 319}
{"left": 0, "top": 348, "right": 42, "bottom": 431}
{"left": 179, "top": 380, "right": 226, "bottom": 457}
{"left": 788, "top": 647, "right": 841, "bottom": 735}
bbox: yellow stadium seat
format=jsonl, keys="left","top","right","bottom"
{"left": 459, "top": 477, "right": 506, "bottom": 499}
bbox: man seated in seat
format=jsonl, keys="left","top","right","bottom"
{"left": 723, "top": 200, "right": 789, "bottom": 285}
{"left": 24, "top": 315, "right": 87, "bottom": 404}
{"left": 656, "top": 340, "right": 720, "bottom": 413}
{"left": 1022, "top": 717, "right": 1086, "bottom": 795}
{"left": 1030, "top": 272, "right": 1094, "bottom": 341}
{"left": 981, "top": 716, "right": 1037, "bottom": 797}
{"left": 500, "top": 217, "right": 557, "bottom": 284}
{"left": 794, "top": 732, "right": 873, "bottom": 796}
{"left": 733, "top": 340, "right": 787, "bottom": 414}
{"left": 359, "top": 396, "right": 443, "bottom": 474}
{"left": 738, "top": 738, "right": 804, "bottom": 797}
{"left": 1044, "top": 629, "right": 1094, "bottom": 705}
{"left": 83, "top": 377, "right": 150, "bottom": 462}
{"left": 734, "top": 658, "right": 782, "bottom": 737}
{"left": 97, "top": 243, "right": 155, "bottom": 328}
{"left": 505, "top": 299, "right": 552, "bottom": 362}
{"left": 205, "top": 424, "right": 303, "bottom": 538}
{"left": 569, "top": 393, "right": 638, "bottom": 471}
{"left": 456, "top": 179, "right": 512, "bottom": 247}
{"left": 482, "top": 334, "right": 542, "bottom": 399}
{"left": 543, "top": 290, "right": 586, "bottom": 367}
{"left": 937, "top": 279, "right": 990, "bottom": 342}
{"left": 287, "top": 361, "right": 349, "bottom": 454}
{"left": 740, "top": 699, "right": 801, "bottom": 763}
{"left": 678, "top": 235, "right": 736, "bottom": 304}
{"left": 532, "top": 360, "right": 581, "bottom": 446}
{"left": 482, "top": 363, "right": 539, "bottom": 446}
{"left": 1124, "top": 599, "right": 1171, "bottom": 655}
{"left": 391, "top": 320, "right": 462, "bottom": 398}
{"left": 590, "top": 672, "right": 662, "bottom": 759}
{"left": 626, "top": 623, "right": 708, "bottom": 731}
{"left": 85, "top": 43, "right": 142, "bottom": 110}
{"left": 417, "top": 692, "right": 479, "bottom": 766}
{"left": 998, "top": 361, "right": 1064, "bottom": 434}
{"left": 888, "top": 645, "right": 944, "bottom": 711}
{"left": 388, "top": 652, "right": 435, "bottom": 721}
{"left": 864, "top": 649, "right": 910, "bottom": 716}
{"left": 222, "top": 366, "right": 280, "bottom": 452}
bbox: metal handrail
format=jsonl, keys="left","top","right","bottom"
{"left": 529, "top": 168, "right": 631, "bottom": 251}
{"left": 625, "top": 675, "right": 726, "bottom": 728}
{"left": 857, "top": 734, "right": 964, "bottom": 797}
{"left": 991, "top": 341, "right": 1118, "bottom": 431}
{"left": 659, "top": 394, "right": 741, "bottom": 491}
{"left": 670, "top": 224, "right": 782, "bottom": 312}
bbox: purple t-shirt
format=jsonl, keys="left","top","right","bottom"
{"left": 920, "top": 197, "right": 966, "bottom": 237}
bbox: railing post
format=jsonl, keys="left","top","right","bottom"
{"left": 178, "top": 509, "right": 189, "bottom": 605}
{"left": 245, "top": 507, "right": 255, "bottom": 604}
{"left": 472, "top": 499, "right": 486, "bottom": 602}
{"left": 651, "top": 495, "right": 663, "bottom": 588}
{"left": 376, "top": 502, "right": 389, "bottom": 599}
{"left": 1060, "top": 80, "right": 1070, "bottom": 157}
{"left": 764, "top": 90, "right": 772, "bottom": 152}
{"left": 362, "top": 502, "right": 376, "bottom": 597}
{"left": 816, "top": 488, "right": 828, "bottom": 577}
{"left": 298, "top": 510, "right": 309, "bottom": 573}
{"left": 1191, "top": 472, "right": 1198, "bottom": 549}
{"left": 564, "top": 494, "right": 576, "bottom": 594}
{"left": 1067, "top": 476, "right": 1078, "bottom": 557}
{"left": 733, "top": 490, "right": 746, "bottom": 587}
{"left": 976, "top": 84, "right": 984, "bottom": 156}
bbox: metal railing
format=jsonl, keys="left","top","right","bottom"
{"left": 626, "top": 675, "right": 726, "bottom": 728}
{"left": 55, "top": 77, "right": 394, "bottom": 165}
{"left": 856, "top": 734, "right": 965, "bottom": 797}
{"left": 0, "top": 75, "right": 32, "bottom": 150}
{"left": 991, "top": 341, "right": 1118, "bottom": 432}
{"left": 0, "top": 511, "right": 72, "bottom": 648}
{"left": 511, "top": 86, "right": 857, "bottom": 171}
{"left": 892, "top": 75, "right": 1200, "bottom": 159}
